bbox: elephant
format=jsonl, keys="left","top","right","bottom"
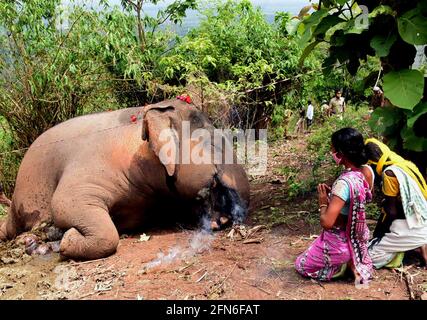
{"left": 0, "top": 99, "right": 250, "bottom": 260}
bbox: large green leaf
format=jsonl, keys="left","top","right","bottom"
{"left": 398, "top": 7, "right": 427, "bottom": 45}
{"left": 383, "top": 69, "right": 424, "bottom": 110}
{"left": 419, "top": 1, "right": 427, "bottom": 15}
{"left": 344, "top": 19, "right": 367, "bottom": 35}
{"left": 298, "top": 9, "right": 329, "bottom": 46}
{"left": 401, "top": 126, "right": 427, "bottom": 152}
{"left": 368, "top": 106, "right": 403, "bottom": 136}
{"left": 370, "top": 33, "right": 397, "bottom": 57}
{"left": 335, "top": 0, "right": 349, "bottom": 5}
{"left": 298, "top": 40, "right": 321, "bottom": 66}
{"left": 368, "top": 5, "right": 396, "bottom": 19}
{"left": 407, "top": 102, "right": 427, "bottom": 127}
{"left": 313, "top": 15, "right": 345, "bottom": 38}
{"left": 325, "top": 21, "right": 348, "bottom": 41}
{"left": 286, "top": 18, "right": 301, "bottom": 35}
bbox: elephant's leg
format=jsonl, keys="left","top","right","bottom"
{"left": 51, "top": 193, "right": 119, "bottom": 260}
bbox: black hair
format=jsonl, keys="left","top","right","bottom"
{"left": 365, "top": 142, "right": 383, "bottom": 162}
{"left": 308, "top": 100, "right": 312, "bottom": 104}
{"left": 331, "top": 128, "right": 368, "bottom": 167}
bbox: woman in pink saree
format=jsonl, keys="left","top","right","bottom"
{"left": 295, "top": 128, "right": 374, "bottom": 285}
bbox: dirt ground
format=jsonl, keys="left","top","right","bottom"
{"left": 1, "top": 136, "right": 426, "bottom": 300}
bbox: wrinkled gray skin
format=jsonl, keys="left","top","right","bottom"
{"left": 0, "top": 99, "right": 250, "bottom": 260}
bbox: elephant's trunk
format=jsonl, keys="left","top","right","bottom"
{"left": 205, "top": 174, "right": 248, "bottom": 230}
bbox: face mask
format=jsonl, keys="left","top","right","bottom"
{"left": 332, "top": 152, "right": 343, "bottom": 165}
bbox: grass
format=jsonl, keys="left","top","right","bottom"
{"left": 365, "top": 202, "right": 381, "bottom": 220}
{"left": 0, "top": 206, "right": 7, "bottom": 217}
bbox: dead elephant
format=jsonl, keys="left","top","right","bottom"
{"left": 0, "top": 99, "right": 250, "bottom": 260}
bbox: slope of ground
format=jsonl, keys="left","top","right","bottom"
{"left": 0, "top": 135, "right": 426, "bottom": 300}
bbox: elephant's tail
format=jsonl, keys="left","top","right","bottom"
{"left": 0, "top": 194, "right": 11, "bottom": 207}
{"left": 0, "top": 215, "right": 8, "bottom": 241}
{"left": 0, "top": 184, "right": 12, "bottom": 241}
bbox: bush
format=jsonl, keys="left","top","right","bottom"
{"left": 0, "top": 119, "right": 20, "bottom": 197}
{"left": 307, "top": 105, "right": 376, "bottom": 184}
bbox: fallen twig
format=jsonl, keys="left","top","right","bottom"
{"left": 395, "top": 266, "right": 416, "bottom": 300}
{"left": 243, "top": 237, "right": 263, "bottom": 244}
{"left": 246, "top": 225, "right": 266, "bottom": 238}
{"left": 178, "top": 262, "right": 195, "bottom": 272}
{"left": 0, "top": 283, "right": 13, "bottom": 290}
{"left": 242, "top": 281, "right": 272, "bottom": 295}
{"left": 69, "top": 257, "right": 108, "bottom": 266}
{"left": 311, "top": 279, "right": 325, "bottom": 289}
{"left": 196, "top": 271, "right": 208, "bottom": 283}
{"left": 209, "top": 263, "right": 237, "bottom": 296}
{"left": 78, "top": 291, "right": 103, "bottom": 300}
{"left": 191, "top": 268, "right": 205, "bottom": 277}
{"left": 284, "top": 223, "right": 300, "bottom": 231}
{"left": 290, "top": 239, "right": 303, "bottom": 246}
{"left": 404, "top": 273, "right": 415, "bottom": 300}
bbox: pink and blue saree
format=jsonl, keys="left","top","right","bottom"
{"left": 295, "top": 170, "right": 373, "bottom": 283}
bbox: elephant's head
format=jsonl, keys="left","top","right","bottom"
{"left": 141, "top": 99, "right": 250, "bottom": 230}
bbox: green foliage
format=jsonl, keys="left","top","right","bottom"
{"left": 365, "top": 202, "right": 381, "bottom": 220}
{"left": 0, "top": 0, "right": 120, "bottom": 148}
{"left": 0, "top": 118, "right": 19, "bottom": 196}
{"left": 157, "top": 0, "right": 353, "bottom": 131}
{"left": 397, "top": 4, "right": 427, "bottom": 45}
{"left": 0, "top": 0, "right": 196, "bottom": 192}
{"left": 307, "top": 105, "right": 375, "bottom": 183}
{"left": 160, "top": 0, "right": 301, "bottom": 86}
{"left": 296, "top": 0, "right": 427, "bottom": 172}
{"left": 370, "top": 34, "right": 397, "bottom": 57}
{"left": 0, "top": 0, "right": 410, "bottom": 197}
{"left": 383, "top": 69, "right": 424, "bottom": 110}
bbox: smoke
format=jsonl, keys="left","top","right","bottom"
{"left": 143, "top": 246, "right": 182, "bottom": 270}
{"left": 141, "top": 215, "right": 214, "bottom": 272}
{"left": 228, "top": 189, "right": 247, "bottom": 224}
{"left": 231, "top": 202, "right": 246, "bottom": 225}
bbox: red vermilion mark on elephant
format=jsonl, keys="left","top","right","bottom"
{"left": 130, "top": 109, "right": 144, "bottom": 123}
{"left": 177, "top": 95, "right": 192, "bottom": 104}
{"left": 2, "top": 99, "right": 250, "bottom": 261}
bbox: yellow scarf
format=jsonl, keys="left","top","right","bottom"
{"left": 365, "top": 138, "right": 427, "bottom": 199}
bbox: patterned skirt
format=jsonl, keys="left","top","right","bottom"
{"left": 295, "top": 228, "right": 351, "bottom": 281}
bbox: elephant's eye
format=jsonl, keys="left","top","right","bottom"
{"left": 190, "top": 113, "right": 204, "bottom": 128}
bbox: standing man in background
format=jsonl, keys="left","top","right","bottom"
{"left": 306, "top": 100, "right": 314, "bottom": 130}
{"left": 329, "top": 89, "right": 346, "bottom": 119}
{"left": 295, "top": 107, "right": 305, "bottom": 135}
{"left": 370, "top": 86, "right": 384, "bottom": 110}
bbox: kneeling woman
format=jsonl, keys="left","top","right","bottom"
{"left": 295, "top": 128, "right": 374, "bottom": 284}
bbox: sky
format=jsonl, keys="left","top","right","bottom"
{"left": 62, "top": 0, "right": 312, "bottom": 16}
{"left": 61, "top": 0, "right": 313, "bottom": 33}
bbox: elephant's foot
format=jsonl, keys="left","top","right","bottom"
{"left": 59, "top": 227, "right": 119, "bottom": 261}
{"left": 23, "top": 234, "right": 61, "bottom": 256}
{"left": 210, "top": 215, "right": 232, "bottom": 231}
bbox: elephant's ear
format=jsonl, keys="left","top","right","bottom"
{"left": 142, "top": 102, "right": 178, "bottom": 177}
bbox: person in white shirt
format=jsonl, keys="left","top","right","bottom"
{"left": 306, "top": 100, "right": 314, "bottom": 129}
